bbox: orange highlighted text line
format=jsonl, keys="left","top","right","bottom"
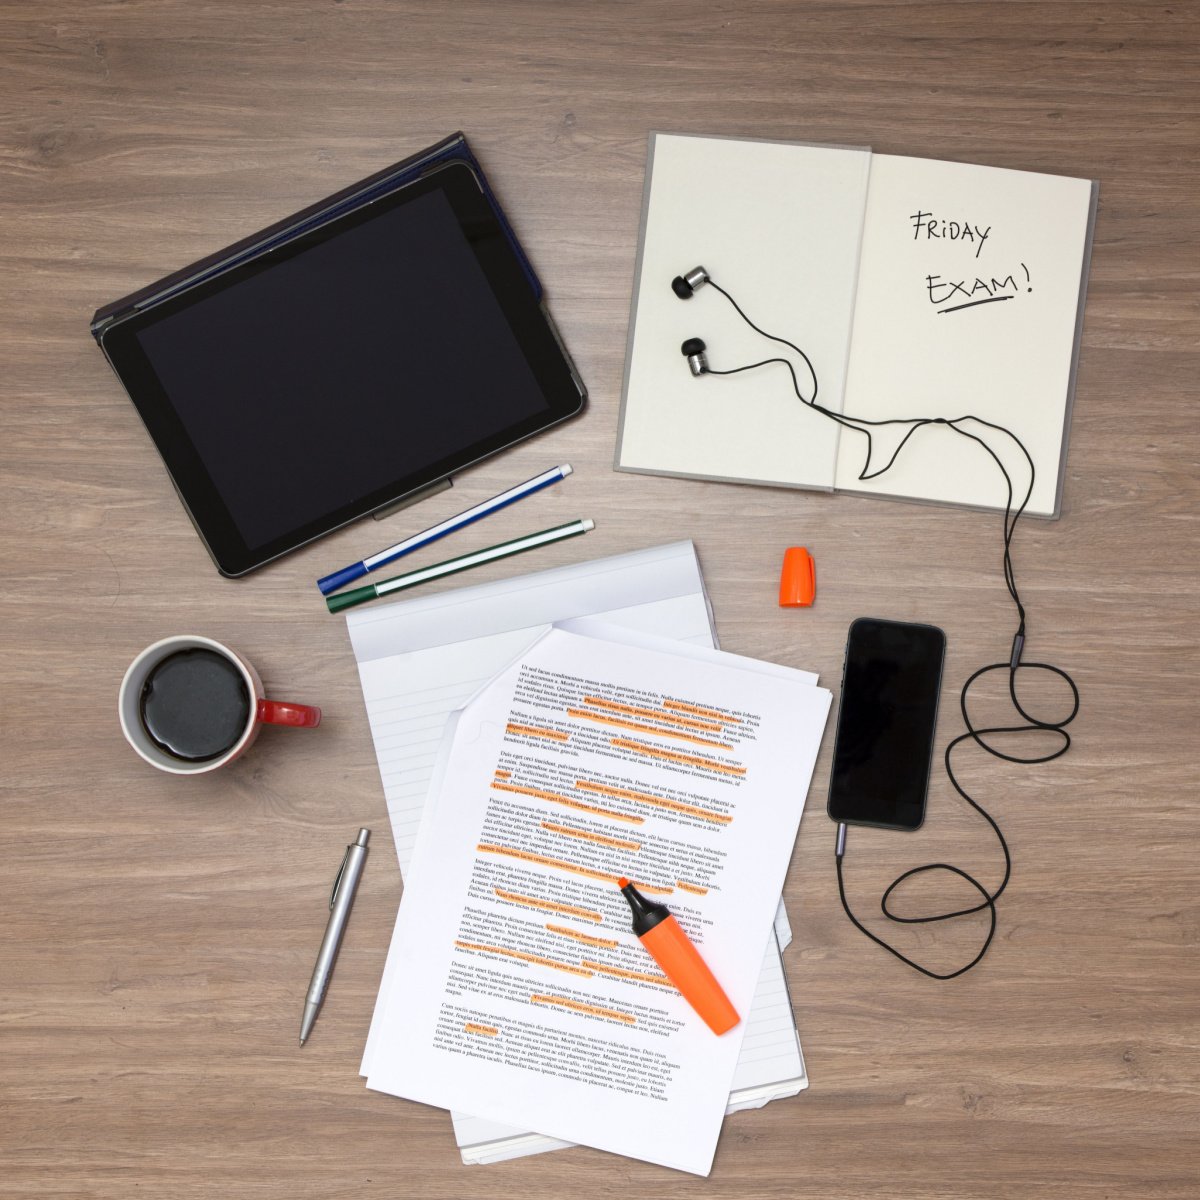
{"left": 491, "top": 781, "right": 643, "bottom": 825}
{"left": 540, "top": 820, "right": 641, "bottom": 851}
{"left": 612, "top": 737, "right": 746, "bottom": 776}
{"left": 454, "top": 939, "right": 593, "bottom": 979}
{"left": 575, "top": 779, "right": 732, "bottom": 825}
{"left": 494, "top": 888, "right": 602, "bottom": 923}
{"left": 546, "top": 924, "right": 619, "bottom": 949}
{"left": 531, "top": 994, "right": 636, "bottom": 1025}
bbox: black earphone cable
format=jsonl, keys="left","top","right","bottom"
{"left": 706, "top": 280, "right": 821, "bottom": 404}
{"left": 696, "top": 273, "right": 1080, "bottom": 978}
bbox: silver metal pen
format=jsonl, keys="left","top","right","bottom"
{"left": 299, "top": 828, "right": 370, "bottom": 1046}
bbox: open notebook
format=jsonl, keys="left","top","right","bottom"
{"left": 617, "top": 133, "right": 1098, "bottom": 518}
{"left": 348, "top": 542, "right": 810, "bottom": 1163}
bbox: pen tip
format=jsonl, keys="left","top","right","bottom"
{"left": 299, "top": 1036, "right": 306, "bottom": 1047}
{"left": 617, "top": 876, "right": 630, "bottom": 889}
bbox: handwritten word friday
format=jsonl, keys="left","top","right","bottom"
{"left": 910, "top": 211, "right": 990, "bottom": 258}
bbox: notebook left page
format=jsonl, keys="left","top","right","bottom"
{"left": 616, "top": 133, "right": 871, "bottom": 490}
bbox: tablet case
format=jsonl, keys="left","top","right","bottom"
{"left": 90, "top": 132, "right": 542, "bottom": 338}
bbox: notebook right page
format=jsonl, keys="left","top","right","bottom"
{"left": 835, "top": 154, "right": 1095, "bottom": 516}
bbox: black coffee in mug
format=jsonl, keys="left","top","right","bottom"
{"left": 138, "top": 647, "right": 251, "bottom": 762}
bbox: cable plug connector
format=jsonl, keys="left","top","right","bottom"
{"left": 1010, "top": 632, "right": 1025, "bottom": 670}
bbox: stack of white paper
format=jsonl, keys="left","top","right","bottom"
{"left": 349, "top": 543, "right": 831, "bottom": 1174}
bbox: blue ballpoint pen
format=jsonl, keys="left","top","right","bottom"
{"left": 317, "top": 464, "right": 573, "bottom": 594}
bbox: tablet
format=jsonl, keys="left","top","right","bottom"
{"left": 98, "top": 160, "right": 586, "bottom": 576}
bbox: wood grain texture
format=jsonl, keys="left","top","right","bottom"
{"left": 1, "top": 1, "right": 1197, "bottom": 1196}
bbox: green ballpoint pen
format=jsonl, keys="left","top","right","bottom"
{"left": 326, "top": 519, "right": 595, "bottom": 614}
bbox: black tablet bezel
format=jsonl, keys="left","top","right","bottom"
{"left": 99, "top": 162, "right": 585, "bottom": 577}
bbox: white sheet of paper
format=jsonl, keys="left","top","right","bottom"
{"left": 617, "top": 132, "right": 870, "bottom": 488}
{"left": 363, "top": 628, "right": 831, "bottom": 1175}
{"left": 444, "top": 618, "right": 813, "bottom": 1162}
{"left": 835, "top": 154, "right": 1094, "bottom": 515}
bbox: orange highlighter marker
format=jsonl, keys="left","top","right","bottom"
{"left": 617, "top": 878, "right": 740, "bottom": 1035}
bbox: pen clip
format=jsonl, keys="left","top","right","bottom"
{"left": 329, "top": 846, "right": 353, "bottom": 910}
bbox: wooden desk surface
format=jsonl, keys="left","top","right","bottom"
{"left": 3, "top": 2, "right": 1197, "bottom": 1196}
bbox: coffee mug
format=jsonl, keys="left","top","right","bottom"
{"left": 119, "top": 635, "right": 321, "bottom": 775}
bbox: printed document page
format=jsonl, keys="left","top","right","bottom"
{"left": 429, "top": 620, "right": 813, "bottom": 1162}
{"left": 363, "top": 628, "right": 831, "bottom": 1175}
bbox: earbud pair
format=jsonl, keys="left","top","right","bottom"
{"left": 671, "top": 265, "right": 712, "bottom": 375}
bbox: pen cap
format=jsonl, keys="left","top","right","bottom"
{"left": 318, "top": 562, "right": 369, "bottom": 596}
{"left": 326, "top": 584, "right": 376, "bottom": 614}
{"left": 778, "top": 546, "right": 816, "bottom": 607}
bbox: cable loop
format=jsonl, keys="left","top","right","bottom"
{"left": 881, "top": 863, "right": 995, "bottom": 924}
{"left": 1007, "top": 661, "right": 1080, "bottom": 732}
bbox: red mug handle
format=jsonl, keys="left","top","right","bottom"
{"left": 256, "top": 698, "right": 322, "bottom": 728}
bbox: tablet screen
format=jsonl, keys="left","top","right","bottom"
{"left": 99, "top": 162, "right": 585, "bottom": 575}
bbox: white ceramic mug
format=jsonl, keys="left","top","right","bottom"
{"left": 119, "top": 635, "right": 321, "bottom": 775}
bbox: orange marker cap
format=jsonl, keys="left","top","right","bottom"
{"left": 617, "top": 878, "right": 740, "bottom": 1035}
{"left": 778, "top": 546, "right": 815, "bottom": 607}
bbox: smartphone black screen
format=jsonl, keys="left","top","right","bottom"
{"left": 827, "top": 618, "right": 946, "bottom": 831}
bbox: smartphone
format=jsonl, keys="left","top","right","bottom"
{"left": 826, "top": 617, "right": 947, "bottom": 832}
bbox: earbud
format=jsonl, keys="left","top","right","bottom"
{"left": 671, "top": 266, "right": 711, "bottom": 299}
{"left": 681, "top": 337, "right": 709, "bottom": 376}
